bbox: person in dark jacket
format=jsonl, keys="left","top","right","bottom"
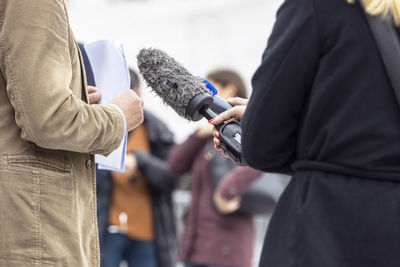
{"left": 96, "top": 69, "right": 177, "bottom": 267}
{"left": 211, "top": 0, "right": 400, "bottom": 267}
{"left": 168, "top": 70, "right": 264, "bottom": 267}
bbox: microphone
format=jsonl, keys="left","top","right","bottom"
{"left": 200, "top": 78, "right": 233, "bottom": 114}
{"left": 137, "top": 48, "right": 246, "bottom": 166}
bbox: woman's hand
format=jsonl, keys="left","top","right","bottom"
{"left": 210, "top": 97, "right": 248, "bottom": 125}
{"left": 88, "top": 86, "right": 102, "bottom": 104}
{"left": 213, "top": 192, "right": 241, "bottom": 214}
{"left": 211, "top": 97, "right": 248, "bottom": 156}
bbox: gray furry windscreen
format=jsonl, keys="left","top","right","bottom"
{"left": 137, "top": 48, "right": 211, "bottom": 120}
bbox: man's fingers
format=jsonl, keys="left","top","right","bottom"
{"left": 87, "top": 86, "right": 98, "bottom": 94}
{"left": 87, "top": 86, "right": 102, "bottom": 104}
{"left": 89, "top": 92, "right": 101, "bottom": 104}
{"left": 111, "top": 90, "right": 144, "bottom": 132}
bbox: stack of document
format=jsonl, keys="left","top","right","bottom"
{"left": 84, "top": 40, "right": 130, "bottom": 172}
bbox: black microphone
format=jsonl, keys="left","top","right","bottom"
{"left": 137, "top": 48, "right": 246, "bottom": 166}
{"left": 210, "top": 95, "right": 233, "bottom": 114}
{"left": 200, "top": 77, "right": 233, "bottom": 114}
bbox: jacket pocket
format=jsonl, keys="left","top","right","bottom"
{"left": 6, "top": 154, "right": 73, "bottom": 195}
{"left": 0, "top": 169, "right": 39, "bottom": 261}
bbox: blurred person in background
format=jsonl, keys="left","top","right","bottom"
{"left": 0, "top": 1, "right": 143, "bottom": 266}
{"left": 96, "top": 69, "right": 177, "bottom": 267}
{"left": 211, "top": 0, "right": 400, "bottom": 267}
{"left": 168, "top": 70, "right": 262, "bottom": 267}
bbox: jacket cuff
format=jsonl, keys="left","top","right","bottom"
{"left": 93, "top": 104, "right": 125, "bottom": 156}
{"left": 108, "top": 104, "right": 127, "bottom": 133}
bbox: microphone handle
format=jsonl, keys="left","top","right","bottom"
{"left": 200, "top": 106, "right": 217, "bottom": 121}
{"left": 210, "top": 95, "right": 233, "bottom": 114}
{"left": 217, "top": 121, "right": 247, "bottom": 166}
{"left": 200, "top": 107, "right": 247, "bottom": 166}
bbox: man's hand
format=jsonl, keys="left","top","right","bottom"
{"left": 88, "top": 86, "right": 102, "bottom": 104}
{"left": 110, "top": 90, "right": 144, "bottom": 131}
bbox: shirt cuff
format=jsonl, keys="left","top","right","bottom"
{"left": 108, "top": 104, "right": 127, "bottom": 133}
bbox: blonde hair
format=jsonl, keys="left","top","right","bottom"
{"left": 347, "top": 0, "right": 400, "bottom": 26}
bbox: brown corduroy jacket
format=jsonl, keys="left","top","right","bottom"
{"left": 0, "top": 0, "right": 125, "bottom": 266}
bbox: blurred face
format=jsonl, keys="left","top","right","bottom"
{"left": 208, "top": 79, "right": 238, "bottom": 100}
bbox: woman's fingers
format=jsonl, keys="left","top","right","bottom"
{"left": 213, "top": 132, "right": 229, "bottom": 158}
{"left": 210, "top": 105, "right": 246, "bottom": 125}
{"left": 213, "top": 131, "right": 221, "bottom": 149}
{"left": 210, "top": 98, "right": 248, "bottom": 158}
{"left": 210, "top": 109, "right": 233, "bottom": 125}
{"left": 228, "top": 97, "right": 248, "bottom": 106}
{"left": 210, "top": 98, "right": 248, "bottom": 125}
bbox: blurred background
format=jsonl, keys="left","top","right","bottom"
{"left": 68, "top": 1, "right": 284, "bottom": 266}
{"left": 68, "top": 0, "right": 282, "bottom": 142}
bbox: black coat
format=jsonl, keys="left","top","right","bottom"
{"left": 242, "top": 0, "right": 400, "bottom": 266}
{"left": 96, "top": 111, "right": 177, "bottom": 267}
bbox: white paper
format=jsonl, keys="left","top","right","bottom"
{"left": 84, "top": 40, "right": 130, "bottom": 172}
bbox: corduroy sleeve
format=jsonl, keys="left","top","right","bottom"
{"left": 0, "top": 0, "right": 125, "bottom": 155}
